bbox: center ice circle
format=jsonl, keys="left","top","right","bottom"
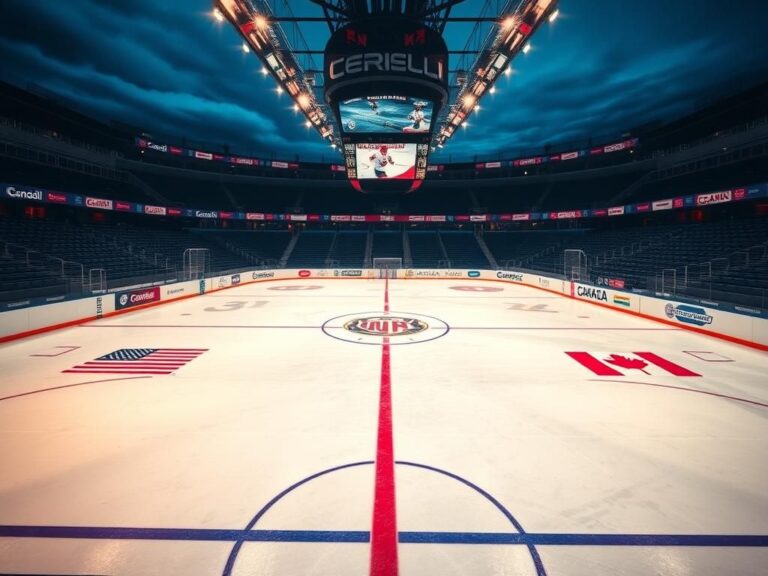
{"left": 322, "top": 312, "right": 449, "bottom": 345}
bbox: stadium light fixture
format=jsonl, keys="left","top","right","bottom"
{"left": 241, "top": 42, "right": 250, "bottom": 54}
{"left": 305, "top": 120, "right": 311, "bottom": 128}
{"left": 296, "top": 93, "right": 310, "bottom": 109}
{"left": 463, "top": 94, "right": 476, "bottom": 108}
{"left": 505, "top": 67, "right": 513, "bottom": 76}
{"left": 260, "top": 67, "right": 268, "bottom": 76}
{"left": 254, "top": 14, "right": 268, "bottom": 29}
{"left": 275, "top": 86, "right": 283, "bottom": 94}
{"left": 489, "top": 86, "right": 497, "bottom": 94}
{"left": 292, "top": 103, "right": 299, "bottom": 112}
{"left": 212, "top": 8, "right": 224, "bottom": 22}
{"left": 522, "top": 43, "right": 531, "bottom": 54}
{"left": 549, "top": 9, "right": 560, "bottom": 23}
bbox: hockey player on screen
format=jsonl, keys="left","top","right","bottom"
{"left": 368, "top": 145, "right": 395, "bottom": 178}
{"left": 367, "top": 98, "right": 379, "bottom": 115}
{"left": 407, "top": 101, "right": 427, "bottom": 131}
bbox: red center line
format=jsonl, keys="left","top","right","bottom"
{"left": 370, "top": 276, "right": 398, "bottom": 576}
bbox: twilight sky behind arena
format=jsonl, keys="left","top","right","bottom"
{"left": 1, "top": 0, "right": 767, "bottom": 162}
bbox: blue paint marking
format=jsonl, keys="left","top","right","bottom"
{"left": 4, "top": 459, "right": 768, "bottom": 576}
{"left": 398, "top": 460, "right": 547, "bottom": 576}
{"left": 221, "top": 460, "right": 373, "bottom": 576}
{"left": 1, "top": 525, "right": 767, "bottom": 547}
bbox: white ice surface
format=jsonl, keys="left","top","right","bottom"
{"left": 0, "top": 278, "right": 766, "bottom": 575}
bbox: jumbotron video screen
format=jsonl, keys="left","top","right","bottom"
{"left": 354, "top": 143, "right": 417, "bottom": 179}
{"left": 340, "top": 96, "right": 433, "bottom": 134}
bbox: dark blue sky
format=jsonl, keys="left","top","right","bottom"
{"left": 1, "top": 0, "right": 767, "bottom": 161}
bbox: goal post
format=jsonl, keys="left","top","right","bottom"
{"left": 373, "top": 257, "right": 401, "bottom": 279}
{"left": 563, "top": 249, "right": 588, "bottom": 282}
{"left": 183, "top": 248, "right": 210, "bottom": 281}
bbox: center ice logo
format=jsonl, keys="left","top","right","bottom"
{"left": 344, "top": 315, "right": 428, "bottom": 336}
{"left": 324, "top": 311, "right": 448, "bottom": 345}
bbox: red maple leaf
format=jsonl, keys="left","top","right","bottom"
{"left": 604, "top": 354, "right": 650, "bottom": 374}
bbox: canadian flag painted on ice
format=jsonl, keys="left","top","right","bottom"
{"left": 566, "top": 352, "right": 701, "bottom": 377}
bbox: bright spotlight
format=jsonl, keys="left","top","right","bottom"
{"left": 463, "top": 94, "right": 476, "bottom": 107}
{"left": 505, "top": 67, "right": 513, "bottom": 76}
{"left": 549, "top": 9, "right": 560, "bottom": 23}
{"left": 292, "top": 104, "right": 299, "bottom": 112}
{"left": 261, "top": 67, "right": 268, "bottom": 76}
{"left": 254, "top": 14, "right": 268, "bottom": 29}
{"left": 275, "top": 86, "right": 283, "bottom": 94}
{"left": 522, "top": 43, "right": 531, "bottom": 54}
{"left": 212, "top": 8, "right": 224, "bottom": 22}
{"left": 241, "top": 42, "right": 250, "bottom": 54}
{"left": 296, "top": 93, "right": 310, "bottom": 109}
{"left": 489, "top": 86, "right": 496, "bottom": 94}
{"left": 305, "top": 120, "right": 311, "bottom": 128}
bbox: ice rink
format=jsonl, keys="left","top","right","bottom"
{"left": 1, "top": 278, "right": 767, "bottom": 575}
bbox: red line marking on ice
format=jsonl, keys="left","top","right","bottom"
{"left": 0, "top": 376, "right": 152, "bottom": 403}
{"left": 62, "top": 370, "right": 171, "bottom": 375}
{"left": 30, "top": 346, "right": 80, "bottom": 357}
{"left": 634, "top": 352, "right": 701, "bottom": 377}
{"left": 370, "top": 277, "right": 398, "bottom": 576}
{"left": 588, "top": 379, "right": 768, "bottom": 408}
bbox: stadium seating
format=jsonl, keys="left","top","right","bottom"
{"left": 372, "top": 230, "right": 404, "bottom": 261}
{"left": 328, "top": 231, "right": 367, "bottom": 267}
{"left": 194, "top": 230, "right": 291, "bottom": 266}
{"left": 484, "top": 219, "right": 768, "bottom": 308}
{"left": 286, "top": 231, "right": 335, "bottom": 268}
{"left": 408, "top": 231, "right": 445, "bottom": 268}
{"left": 0, "top": 251, "right": 67, "bottom": 302}
{"left": 439, "top": 231, "right": 489, "bottom": 268}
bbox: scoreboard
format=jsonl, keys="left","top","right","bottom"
{"left": 324, "top": 19, "right": 448, "bottom": 193}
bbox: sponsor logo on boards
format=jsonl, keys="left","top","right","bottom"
{"left": 86, "top": 197, "right": 114, "bottom": 210}
{"left": 252, "top": 271, "right": 275, "bottom": 280}
{"left": 467, "top": 271, "right": 481, "bottom": 278}
{"left": 613, "top": 295, "right": 631, "bottom": 307}
{"left": 696, "top": 191, "right": 732, "bottom": 206}
{"left": 497, "top": 271, "right": 523, "bottom": 282}
{"left": 47, "top": 192, "right": 68, "bottom": 203}
{"left": 5, "top": 186, "right": 43, "bottom": 201}
{"left": 298, "top": 270, "right": 312, "bottom": 278}
{"left": 576, "top": 286, "right": 608, "bottom": 302}
{"left": 115, "top": 287, "right": 160, "bottom": 310}
{"left": 664, "top": 303, "right": 713, "bottom": 326}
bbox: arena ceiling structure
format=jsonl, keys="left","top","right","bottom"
{"left": 214, "top": 0, "right": 559, "bottom": 150}
{"left": 2, "top": 1, "right": 768, "bottom": 165}
{"left": 213, "top": 0, "right": 559, "bottom": 190}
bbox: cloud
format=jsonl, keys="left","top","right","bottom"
{"left": 1, "top": 0, "right": 767, "bottom": 162}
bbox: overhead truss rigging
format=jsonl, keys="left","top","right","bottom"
{"left": 212, "top": 0, "right": 559, "bottom": 153}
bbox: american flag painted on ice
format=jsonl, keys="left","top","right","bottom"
{"left": 63, "top": 348, "right": 208, "bottom": 375}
